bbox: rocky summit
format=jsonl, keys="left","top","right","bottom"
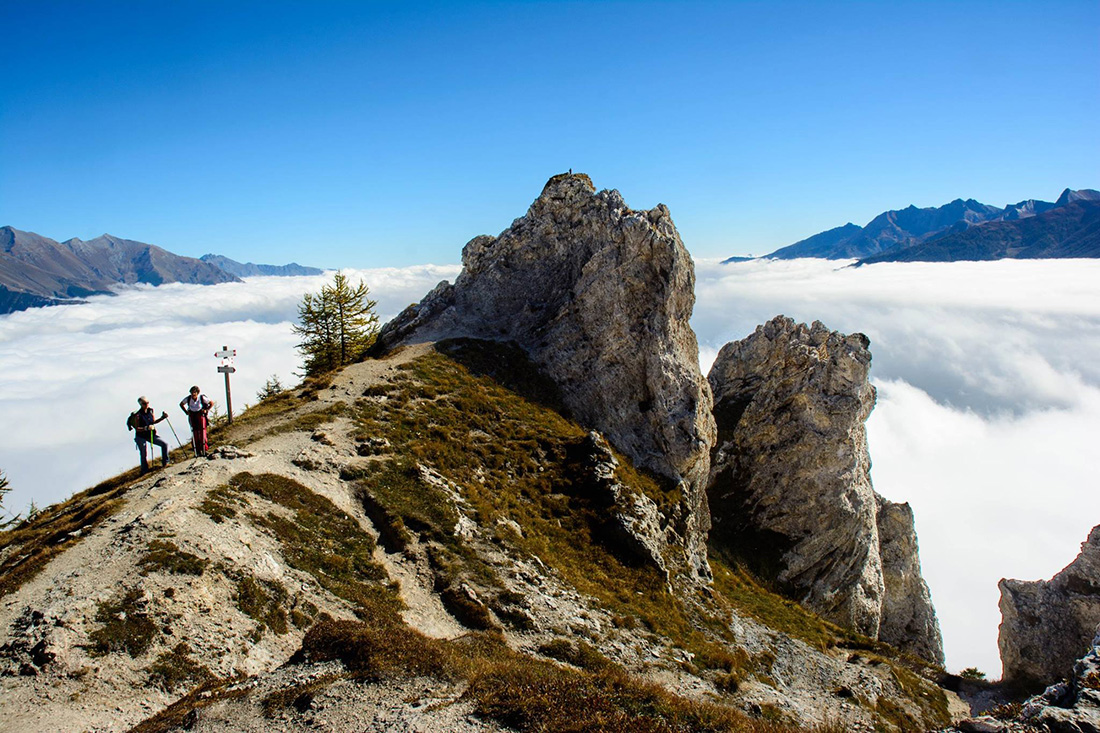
{"left": 707, "top": 316, "right": 943, "bottom": 664}
{"left": 999, "top": 524, "right": 1100, "bottom": 691}
{"left": 379, "top": 173, "right": 717, "bottom": 581}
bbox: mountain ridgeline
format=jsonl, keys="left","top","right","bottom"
{"left": 199, "top": 254, "right": 324, "bottom": 278}
{"left": 9, "top": 173, "right": 1074, "bottom": 732}
{"left": 0, "top": 226, "right": 324, "bottom": 314}
{"left": 741, "top": 187, "right": 1100, "bottom": 264}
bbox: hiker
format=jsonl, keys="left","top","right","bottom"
{"left": 180, "top": 386, "right": 213, "bottom": 457}
{"left": 130, "top": 396, "right": 169, "bottom": 474}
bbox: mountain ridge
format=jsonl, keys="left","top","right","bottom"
{"left": 199, "top": 254, "right": 325, "bottom": 278}
{"left": 755, "top": 188, "right": 1100, "bottom": 262}
{"left": 0, "top": 227, "right": 239, "bottom": 314}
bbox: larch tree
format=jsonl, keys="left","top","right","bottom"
{"left": 293, "top": 272, "right": 379, "bottom": 376}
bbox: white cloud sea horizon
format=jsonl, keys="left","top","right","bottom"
{"left": 2, "top": 256, "right": 1098, "bottom": 678}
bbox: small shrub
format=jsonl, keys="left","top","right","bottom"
{"left": 256, "top": 375, "right": 286, "bottom": 402}
{"left": 198, "top": 486, "right": 239, "bottom": 524}
{"left": 988, "top": 701, "right": 1023, "bottom": 720}
{"left": 299, "top": 617, "right": 462, "bottom": 682}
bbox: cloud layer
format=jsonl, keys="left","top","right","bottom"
{"left": 0, "top": 264, "right": 457, "bottom": 511}
{"left": 2, "top": 256, "right": 1098, "bottom": 677}
{"left": 692, "top": 257, "right": 1100, "bottom": 676}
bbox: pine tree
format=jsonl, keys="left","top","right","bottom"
{"left": 256, "top": 374, "right": 286, "bottom": 401}
{"left": 293, "top": 273, "right": 379, "bottom": 376}
{"left": 0, "top": 470, "right": 17, "bottom": 527}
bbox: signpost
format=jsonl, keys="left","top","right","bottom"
{"left": 215, "top": 346, "right": 236, "bottom": 424}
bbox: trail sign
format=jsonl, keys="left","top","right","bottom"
{"left": 215, "top": 345, "right": 236, "bottom": 424}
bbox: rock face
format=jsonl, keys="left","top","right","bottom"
{"left": 707, "top": 316, "right": 943, "bottom": 663}
{"left": 378, "top": 173, "right": 716, "bottom": 579}
{"left": 999, "top": 525, "right": 1100, "bottom": 690}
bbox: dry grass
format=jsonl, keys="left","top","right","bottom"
{"left": 0, "top": 468, "right": 143, "bottom": 598}
{"left": 293, "top": 614, "right": 837, "bottom": 733}
{"left": 349, "top": 341, "right": 735, "bottom": 651}
{"left": 127, "top": 678, "right": 247, "bottom": 733}
{"left": 225, "top": 472, "right": 401, "bottom": 620}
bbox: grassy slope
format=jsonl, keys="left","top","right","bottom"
{"left": 2, "top": 341, "right": 950, "bottom": 732}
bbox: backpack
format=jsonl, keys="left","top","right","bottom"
{"left": 126, "top": 411, "right": 141, "bottom": 432}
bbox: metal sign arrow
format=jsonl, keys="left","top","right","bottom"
{"left": 217, "top": 365, "right": 236, "bottom": 374}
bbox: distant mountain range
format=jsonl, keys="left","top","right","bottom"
{"left": 0, "top": 226, "right": 324, "bottom": 314}
{"left": 199, "top": 254, "right": 323, "bottom": 277}
{"left": 729, "top": 188, "right": 1100, "bottom": 265}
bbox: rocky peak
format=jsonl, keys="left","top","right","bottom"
{"left": 707, "top": 315, "right": 943, "bottom": 664}
{"left": 377, "top": 173, "right": 716, "bottom": 580}
{"left": 999, "top": 525, "right": 1100, "bottom": 690}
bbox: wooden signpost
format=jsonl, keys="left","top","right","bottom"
{"left": 215, "top": 346, "right": 236, "bottom": 424}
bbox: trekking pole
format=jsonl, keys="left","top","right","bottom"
{"left": 163, "top": 415, "right": 186, "bottom": 451}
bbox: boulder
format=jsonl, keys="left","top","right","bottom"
{"left": 707, "top": 316, "right": 943, "bottom": 663}
{"left": 378, "top": 173, "right": 716, "bottom": 579}
{"left": 999, "top": 525, "right": 1100, "bottom": 690}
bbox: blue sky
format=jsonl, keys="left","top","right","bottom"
{"left": 2, "top": 0, "right": 1097, "bottom": 267}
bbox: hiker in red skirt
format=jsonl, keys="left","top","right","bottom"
{"left": 179, "top": 386, "right": 213, "bottom": 457}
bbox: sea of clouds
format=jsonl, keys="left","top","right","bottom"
{"left": 1, "top": 256, "right": 1098, "bottom": 677}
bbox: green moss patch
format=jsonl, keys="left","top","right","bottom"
{"left": 147, "top": 642, "right": 214, "bottom": 691}
{"left": 138, "top": 540, "right": 207, "bottom": 576}
{"left": 235, "top": 575, "right": 290, "bottom": 637}
{"left": 87, "top": 588, "right": 158, "bottom": 658}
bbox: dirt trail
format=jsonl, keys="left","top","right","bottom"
{"left": 0, "top": 344, "right": 465, "bottom": 732}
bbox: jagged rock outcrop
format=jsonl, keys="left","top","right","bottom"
{"left": 707, "top": 316, "right": 943, "bottom": 663}
{"left": 377, "top": 173, "right": 716, "bottom": 579}
{"left": 878, "top": 499, "right": 944, "bottom": 664}
{"left": 999, "top": 525, "right": 1100, "bottom": 690}
{"left": 571, "top": 431, "right": 670, "bottom": 578}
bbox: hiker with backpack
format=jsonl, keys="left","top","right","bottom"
{"left": 128, "top": 396, "right": 170, "bottom": 474}
{"left": 180, "top": 386, "right": 213, "bottom": 458}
